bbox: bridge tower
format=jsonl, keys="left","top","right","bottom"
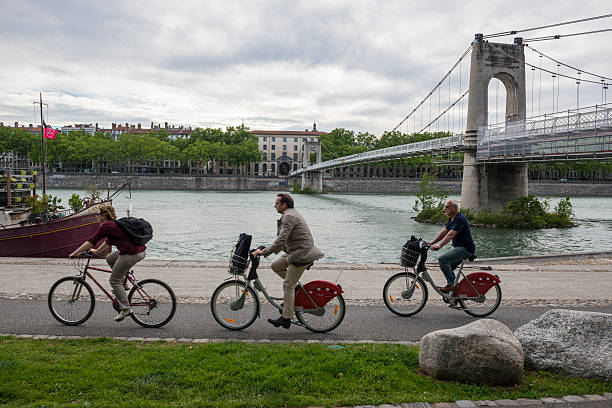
{"left": 301, "top": 140, "right": 323, "bottom": 192}
{"left": 461, "top": 35, "right": 527, "bottom": 210}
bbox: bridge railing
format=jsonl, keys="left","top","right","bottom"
{"left": 478, "top": 105, "right": 612, "bottom": 161}
{"left": 290, "top": 134, "right": 469, "bottom": 176}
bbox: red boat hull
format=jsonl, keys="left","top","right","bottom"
{"left": 0, "top": 213, "right": 104, "bottom": 257}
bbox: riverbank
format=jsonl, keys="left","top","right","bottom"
{"left": 3, "top": 251, "right": 612, "bottom": 306}
{"left": 43, "top": 173, "right": 612, "bottom": 196}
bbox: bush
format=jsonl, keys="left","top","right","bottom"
{"left": 68, "top": 193, "right": 83, "bottom": 213}
{"left": 25, "top": 194, "right": 62, "bottom": 214}
{"left": 412, "top": 173, "right": 447, "bottom": 214}
{"left": 292, "top": 181, "right": 317, "bottom": 194}
{"left": 416, "top": 194, "right": 575, "bottom": 229}
{"left": 465, "top": 196, "right": 574, "bottom": 229}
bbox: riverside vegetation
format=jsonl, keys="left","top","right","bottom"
{"left": 3, "top": 124, "right": 610, "bottom": 180}
{"left": 0, "top": 337, "right": 609, "bottom": 408}
{"left": 413, "top": 173, "right": 575, "bottom": 229}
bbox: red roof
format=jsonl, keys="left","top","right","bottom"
{"left": 251, "top": 130, "right": 327, "bottom": 136}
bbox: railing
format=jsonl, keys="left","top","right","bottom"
{"left": 290, "top": 134, "right": 470, "bottom": 176}
{"left": 478, "top": 105, "right": 612, "bottom": 161}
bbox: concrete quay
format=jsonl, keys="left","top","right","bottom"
{"left": 1, "top": 251, "right": 612, "bottom": 306}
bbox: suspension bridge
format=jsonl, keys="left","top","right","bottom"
{"left": 290, "top": 14, "right": 612, "bottom": 210}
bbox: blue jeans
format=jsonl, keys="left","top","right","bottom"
{"left": 438, "top": 246, "right": 472, "bottom": 285}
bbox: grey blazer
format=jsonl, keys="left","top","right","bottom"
{"left": 260, "top": 208, "right": 324, "bottom": 264}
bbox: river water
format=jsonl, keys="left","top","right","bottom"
{"left": 49, "top": 188, "right": 612, "bottom": 263}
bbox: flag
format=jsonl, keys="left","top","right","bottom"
{"left": 43, "top": 121, "right": 58, "bottom": 139}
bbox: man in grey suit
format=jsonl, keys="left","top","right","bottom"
{"left": 252, "top": 193, "right": 324, "bottom": 329}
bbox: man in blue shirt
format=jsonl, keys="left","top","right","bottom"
{"left": 428, "top": 199, "right": 476, "bottom": 292}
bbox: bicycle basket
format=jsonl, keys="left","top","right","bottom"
{"left": 400, "top": 247, "right": 420, "bottom": 267}
{"left": 228, "top": 250, "right": 248, "bottom": 276}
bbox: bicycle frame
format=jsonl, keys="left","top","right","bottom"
{"left": 409, "top": 261, "right": 492, "bottom": 303}
{"left": 72, "top": 255, "right": 150, "bottom": 309}
{"left": 227, "top": 257, "right": 328, "bottom": 319}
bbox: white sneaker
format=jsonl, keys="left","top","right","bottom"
{"left": 114, "top": 309, "right": 131, "bottom": 322}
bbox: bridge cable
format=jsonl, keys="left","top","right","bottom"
{"left": 391, "top": 45, "right": 472, "bottom": 132}
{"left": 483, "top": 13, "right": 612, "bottom": 38}
{"left": 539, "top": 54, "right": 543, "bottom": 116}
{"left": 526, "top": 44, "right": 612, "bottom": 81}
{"left": 490, "top": 43, "right": 610, "bottom": 86}
{"left": 418, "top": 90, "right": 469, "bottom": 134}
{"left": 523, "top": 28, "right": 612, "bottom": 42}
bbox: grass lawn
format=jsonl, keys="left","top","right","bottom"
{"left": 0, "top": 336, "right": 609, "bottom": 408}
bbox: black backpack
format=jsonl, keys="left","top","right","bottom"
{"left": 114, "top": 217, "right": 153, "bottom": 246}
{"left": 231, "top": 233, "right": 252, "bottom": 273}
{"left": 400, "top": 235, "right": 421, "bottom": 267}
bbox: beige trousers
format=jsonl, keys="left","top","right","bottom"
{"left": 271, "top": 254, "right": 308, "bottom": 319}
{"left": 106, "top": 250, "right": 146, "bottom": 310}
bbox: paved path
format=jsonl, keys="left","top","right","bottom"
{"left": 1, "top": 253, "right": 611, "bottom": 340}
{"left": 2, "top": 254, "right": 611, "bottom": 306}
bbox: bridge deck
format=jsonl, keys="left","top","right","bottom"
{"left": 290, "top": 106, "right": 612, "bottom": 176}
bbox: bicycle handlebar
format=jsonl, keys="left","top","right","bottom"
{"left": 74, "top": 250, "right": 93, "bottom": 259}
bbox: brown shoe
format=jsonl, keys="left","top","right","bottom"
{"left": 440, "top": 284, "right": 458, "bottom": 292}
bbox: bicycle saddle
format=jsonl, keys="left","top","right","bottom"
{"left": 468, "top": 255, "right": 477, "bottom": 262}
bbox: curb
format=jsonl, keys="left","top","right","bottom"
{"left": 2, "top": 334, "right": 610, "bottom": 407}
{"left": 0, "top": 333, "right": 419, "bottom": 345}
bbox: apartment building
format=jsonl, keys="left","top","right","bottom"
{"left": 249, "top": 127, "right": 326, "bottom": 176}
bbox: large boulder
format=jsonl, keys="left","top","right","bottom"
{"left": 514, "top": 309, "right": 612, "bottom": 380}
{"left": 419, "top": 319, "right": 523, "bottom": 385}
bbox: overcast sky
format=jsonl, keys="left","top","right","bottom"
{"left": 1, "top": 1, "right": 610, "bottom": 135}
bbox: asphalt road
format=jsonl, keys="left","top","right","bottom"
{"left": 2, "top": 298, "right": 611, "bottom": 341}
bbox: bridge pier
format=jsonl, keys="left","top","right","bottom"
{"left": 479, "top": 163, "right": 528, "bottom": 211}
{"left": 461, "top": 35, "right": 528, "bottom": 211}
{"left": 301, "top": 171, "right": 323, "bottom": 193}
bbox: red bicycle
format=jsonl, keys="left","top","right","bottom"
{"left": 48, "top": 251, "right": 177, "bottom": 328}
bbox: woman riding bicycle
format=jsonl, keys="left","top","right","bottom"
{"left": 252, "top": 193, "right": 324, "bottom": 329}
{"left": 69, "top": 204, "right": 146, "bottom": 322}
{"left": 428, "top": 199, "right": 476, "bottom": 292}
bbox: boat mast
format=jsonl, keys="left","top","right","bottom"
{"left": 39, "top": 93, "right": 46, "bottom": 195}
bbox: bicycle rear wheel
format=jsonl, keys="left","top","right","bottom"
{"left": 48, "top": 276, "right": 95, "bottom": 325}
{"left": 296, "top": 294, "right": 345, "bottom": 333}
{"left": 211, "top": 280, "right": 259, "bottom": 330}
{"left": 128, "top": 279, "right": 177, "bottom": 328}
{"left": 459, "top": 283, "right": 502, "bottom": 317}
{"left": 383, "top": 272, "right": 428, "bottom": 316}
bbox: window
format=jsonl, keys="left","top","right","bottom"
{"left": 293, "top": 153, "right": 298, "bottom": 160}
{"left": 271, "top": 145, "right": 275, "bottom": 150}
{"left": 271, "top": 153, "right": 276, "bottom": 160}
{"left": 263, "top": 163, "right": 267, "bottom": 173}
{"left": 283, "top": 145, "right": 287, "bottom": 150}
{"left": 263, "top": 136, "right": 267, "bottom": 141}
{"left": 272, "top": 137, "right": 275, "bottom": 141}
{"left": 283, "top": 137, "right": 287, "bottom": 142}
{"left": 263, "top": 145, "right": 267, "bottom": 150}
{"left": 293, "top": 164, "right": 297, "bottom": 170}
{"left": 271, "top": 164, "right": 275, "bottom": 174}
{"left": 262, "top": 152, "right": 267, "bottom": 160}
{"left": 294, "top": 138, "right": 298, "bottom": 142}
{"left": 254, "top": 163, "right": 259, "bottom": 174}
{"left": 293, "top": 145, "right": 297, "bottom": 151}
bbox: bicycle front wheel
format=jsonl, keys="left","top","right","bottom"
{"left": 211, "top": 280, "right": 259, "bottom": 330}
{"left": 128, "top": 279, "right": 177, "bottom": 328}
{"left": 383, "top": 272, "right": 428, "bottom": 316}
{"left": 48, "top": 276, "right": 95, "bottom": 325}
{"left": 296, "top": 294, "right": 345, "bottom": 333}
{"left": 459, "top": 283, "right": 502, "bottom": 317}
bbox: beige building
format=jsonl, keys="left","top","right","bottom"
{"left": 249, "top": 128, "right": 327, "bottom": 176}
